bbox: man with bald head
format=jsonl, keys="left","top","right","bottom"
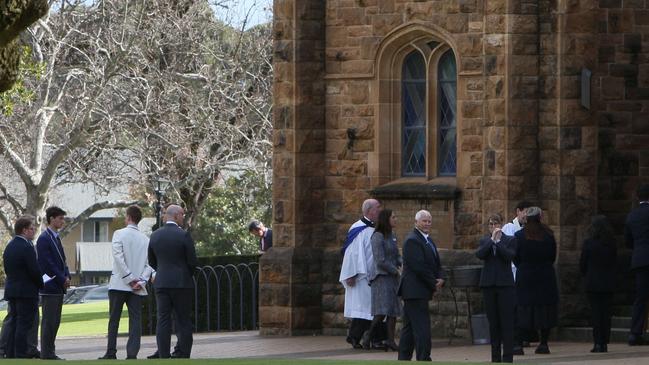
{"left": 148, "top": 205, "right": 198, "bottom": 358}
{"left": 340, "top": 198, "right": 382, "bottom": 348}
{"left": 398, "top": 210, "right": 445, "bottom": 361}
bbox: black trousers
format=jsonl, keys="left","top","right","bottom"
{"left": 482, "top": 287, "right": 515, "bottom": 363}
{"left": 631, "top": 266, "right": 649, "bottom": 336}
{"left": 155, "top": 288, "right": 193, "bottom": 358}
{"left": 40, "top": 294, "right": 63, "bottom": 359}
{"left": 348, "top": 318, "right": 370, "bottom": 343}
{"left": 398, "top": 299, "right": 431, "bottom": 361}
{"left": 105, "top": 290, "right": 143, "bottom": 358}
{"left": 6, "top": 298, "right": 38, "bottom": 358}
{"left": 0, "top": 300, "right": 39, "bottom": 357}
{"left": 588, "top": 292, "right": 612, "bottom": 345}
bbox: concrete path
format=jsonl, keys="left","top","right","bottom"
{"left": 55, "top": 331, "right": 649, "bottom": 363}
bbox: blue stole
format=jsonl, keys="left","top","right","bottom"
{"left": 341, "top": 217, "right": 374, "bottom": 255}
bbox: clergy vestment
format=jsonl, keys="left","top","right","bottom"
{"left": 339, "top": 219, "right": 375, "bottom": 320}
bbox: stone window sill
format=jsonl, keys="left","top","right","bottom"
{"left": 370, "top": 178, "right": 460, "bottom": 200}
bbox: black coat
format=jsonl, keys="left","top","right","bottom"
{"left": 579, "top": 238, "right": 617, "bottom": 293}
{"left": 398, "top": 229, "right": 444, "bottom": 300}
{"left": 3, "top": 236, "right": 43, "bottom": 299}
{"left": 476, "top": 234, "right": 516, "bottom": 287}
{"left": 513, "top": 230, "right": 558, "bottom": 306}
{"left": 625, "top": 203, "right": 649, "bottom": 270}
{"left": 148, "top": 223, "right": 198, "bottom": 288}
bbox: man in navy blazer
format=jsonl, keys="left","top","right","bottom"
{"left": 36, "top": 206, "right": 70, "bottom": 360}
{"left": 148, "top": 204, "right": 198, "bottom": 358}
{"left": 625, "top": 183, "right": 649, "bottom": 346}
{"left": 3, "top": 215, "right": 43, "bottom": 358}
{"left": 398, "top": 210, "right": 445, "bottom": 361}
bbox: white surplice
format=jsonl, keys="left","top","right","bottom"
{"left": 339, "top": 219, "right": 375, "bottom": 320}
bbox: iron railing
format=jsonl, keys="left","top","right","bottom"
{"left": 143, "top": 262, "right": 259, "bottom": 334}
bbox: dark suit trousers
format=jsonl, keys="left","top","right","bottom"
{"left": 155, "top": 288, "right": 193, "bottom": 358}
{"left": 398, "top": 299, "right": 431, "bottom": 361}
{"left": 6, "top": 298, "right": 38, "bottom": 358}
{"left": 587, "top": 292, "right": 612, "bottom": 345}
{"left": 482, "top": 287, "right": 515, "bottom": 363}
{"left": 106, "top": 290, "right": 143, "bottom": 358}
{"left": 40, "top": 294, "right": 64, "bottom": 358}
{"left": 0, "top": 301, "right": 38, "bottom": 356}
{"left": 631, "top": 267, "right": 649, "bottom": 336}
{"left": 348, "top": 318, "right": 370, "bottom": 342}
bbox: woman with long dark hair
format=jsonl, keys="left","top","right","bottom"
{"left": 362, "top": 209, "right": 402, "bottom": 351}
{"left": 580, "top": 215, "right": 617, "bottom": 353}
{"left": 476, "top": 213, "right": 516, "bottom": 363}
{"left": 513, "top": 207, "right": 558, "bottom": 355}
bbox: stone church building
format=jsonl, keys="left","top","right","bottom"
{"left": 260, "top": 0, "right": 649, "bottom": 339}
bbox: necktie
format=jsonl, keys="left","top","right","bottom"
{"left": 426, "top": 236, "right": 438, "bottom": 258}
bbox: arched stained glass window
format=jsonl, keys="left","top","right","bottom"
{"left": 401, "top": 51, "right": 427, "bottom": 176}
{"left": 437, "top": 50, "right": 457, "bottom": 176}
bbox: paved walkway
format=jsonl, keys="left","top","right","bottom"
{"left": 56, "top": 331, "right": 649, "bottom": 363}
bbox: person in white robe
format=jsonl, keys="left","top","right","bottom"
{"left": 339, "top": 198, "right": 382, "bottom": 348}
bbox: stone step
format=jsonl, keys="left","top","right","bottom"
{"left": 611, "top": 316, "right": 632, "bottom": 329}
{"left": 555, "top": 327, "right": 628, "bottom": 343}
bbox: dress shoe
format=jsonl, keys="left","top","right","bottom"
{"left": 383, "top": 340, "right": 399, "bottom": 352}
{"left": 590, "top": 344, "right": 603, "bottom": 353}
{"left": 512, "top": 346, "right": 524, "bottom": 356}
{"left": 126, "top": 356, "right": 137, "bottom": 359}
{"left": 98, "top": 354, "right": 117, "bottom": 360}
{"left": 42, "top": 355, "right": 65, "bottom": 360}
{"left": 535, "top": 343, "right": 550, "bottom": 354}
{"left": 629, "top": 335, "right": 647, "bottom": 346}
{"left": 170, "top": 353, "right": 190, "bottom": 359}
{"left": 147, "top": 351, "right": 159, "bottom": 359}
{"left": 27, "top": 350, "right": 40, "bottom": 359}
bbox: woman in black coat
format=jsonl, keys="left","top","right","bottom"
{"left": 580, "top": 215, "right": 617, "bottom": 353}
{"left": 476, "top": 213, "right": 516, "bottom": 363}
{"left": 513, "top": 207, "right": 559, "bottom": 355}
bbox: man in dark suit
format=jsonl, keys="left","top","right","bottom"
{"left": 625, "top": 183, "right": 649, "bottom": 346}
{"left": 476, "top": 213, "right": 516, "bottom": 363}
{"left": 3, "top": 215, "right": 43, "bottom": 358}
{"left": 36, "top": 206, "right": 70, "bottom": 360}
{"left": 398, "top": 210, "right": 445, "bottom": 361}
{"left": 148, "top": 204, "right": 198, "bottom": 358}
{"left": 248, "top": 219, "right": 272, "bottom": 252}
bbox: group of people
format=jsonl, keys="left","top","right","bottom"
{"left": 2, "top": 204, "right": 199, "bottom": 360}
{"left": 339, "top": 183, "right": 649, "bottom": 363}
{"left": 340, "top": 199, "right": 445, "bottom": 361}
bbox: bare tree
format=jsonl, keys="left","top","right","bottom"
{"left": 0, "top": 0, "right": 272, "bottom": 234}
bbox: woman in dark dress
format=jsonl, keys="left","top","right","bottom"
{"left": 580, "top": 215, "right": 617, "bottom": 353}
{"left": 513, "top": 207, "right": 558, "bottom": 355}
{"left": 363, "top": 209, "right": 402, "bottom": 351}
{"left": 476, "top": 213, "right": 516, "bottom": 363}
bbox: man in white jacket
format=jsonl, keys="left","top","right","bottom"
{"left": 98, "top": 206, "right": 154, "bottom": 360}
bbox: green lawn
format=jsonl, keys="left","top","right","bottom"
{"left": 0, "top": 360, "right": 478, "bottom": 364}
{"left": 0, "top": 300, "right": 127, "bottom": 337}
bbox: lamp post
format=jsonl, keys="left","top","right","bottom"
{"left": 153, "top": 178, "right": 169, "bottom": 231}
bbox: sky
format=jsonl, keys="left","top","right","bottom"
{"left": 213, "top": 0, "right": 273, "bottom": 29}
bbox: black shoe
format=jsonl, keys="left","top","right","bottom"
{"left": 601, "top": 344, "right": 608, "bottom": 352}
{"left": 98, "top": 354, "right": 117, "bottom": 360}
{"left": 27, "top": 350, "right": 40, "bottom": 359}
{"left": 629, "top": 335, "right": 647, "bottom": 346}
{"left": 42, "top": 355, "right": 65, "bottom": 360}
{"left": 512, "top": 346, "right": 524, "bottom": 356}
{"left": 170, "top": 353, "right": 190, "bottom": 359}
{"left": 535, "top": 344, "right": 550, "bottom": 354}
{"left": 126, "top": 356, "right": 137, "bottom": 359}
{"left": 590, "top": 344, "right": 603, "bottom": 353}
{"left": 147, "top": 351, "right": 159, "bottom": 359}
{"left": 383, "top": 340, "right": 399, "bottom": 352}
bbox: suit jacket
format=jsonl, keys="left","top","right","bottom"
{"left": 3, "top": 236, "right": 43, "bottom": 299}
{"left": 625, "top": 203, "right": 649, "bottom": 270}
{"left": 148, "top": 222, "right": 198, "bottom": 289}
{"left": 476, "top": 234, "right": 516, "bottom": 287}
{"left": 108, "top": 225, "right": 154, "bottom": 295}
{"left": 398, "top": 229, "right": 444, "bottom": 300}
{"left": 580, "top": 238, "right": 617, "bottom": 293}
{"left": 36, "top": 228, "right": 70, "bottom": 294}
{"left": 260, "top": 228, "right": 273, "bottom": 251}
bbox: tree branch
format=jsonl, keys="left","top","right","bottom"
{"left": 59, "top": 199, "right": 147, "bottom": 238}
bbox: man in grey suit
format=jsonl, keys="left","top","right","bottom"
{"left": 99, "top": 206, "right": 154, "bottom": 360}
{"left": 148, "top": 204, "right": 198, "bottom": 359}
{"left": 398, "top": 210, "right": 445, "bottom": 361}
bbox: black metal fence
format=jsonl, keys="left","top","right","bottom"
{"left": 143, "top": 262, "right": 259, "bottom": 335}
